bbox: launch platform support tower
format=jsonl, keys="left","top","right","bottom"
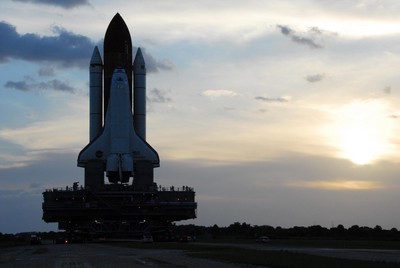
{"left": 42, "top": 14, "right": 197, "bottom": 236}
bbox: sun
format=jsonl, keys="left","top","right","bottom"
{"left": 324, "top": 100, "right": 396, "bottom": 165}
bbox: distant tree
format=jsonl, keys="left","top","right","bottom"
{"left": 349, "top": 225, "right": 376, "bottom": 238}
{"left": 253, "top": 225, "right": 275, "bottom": 238}
{"left": 291, "top": 226, "right": 307, "bottom": 237}
{"left": 337, "top": 224, "right": 345, "bottom": 232}
{"left": 374, "top": 225, "right": 383, "bottom": 232}
{"left": 348, "top": 225, "right": 362, "bottom": 237}
{"left": 177, "top": 222, "right": 400, "bottom": 241}
{"left": 330, "top": 224, "right": 346, "bottom": 238}
{"left": 308, "top": 225, "right": 329, "bottom": 237}
{"left": 389, "top": 228, "right": 400, "bottom": 241}
{"left": 211, "top": 224, "right": 219, "bottom": 239}
{"left": 227, "top": 222, "right": 242, "bottom": 233}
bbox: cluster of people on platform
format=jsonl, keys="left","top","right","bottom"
{"left": 158, "top": 185, "right": 194, "bottom": 192}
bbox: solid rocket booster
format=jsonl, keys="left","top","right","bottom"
{"left": 133, "top": 47, "right": 146, "bottom": 140}
{"left": 104, "top": 13, "right": 132, "bottom": 118}
{"left": 89, "top": 46, "right": 103, "bottom": 141}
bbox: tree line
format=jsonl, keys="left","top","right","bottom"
{"left": 173, "top": 222, "right": 400, "bottom": 241}
{"left": 2, "top": 222, "right": 400, "bottom": 242}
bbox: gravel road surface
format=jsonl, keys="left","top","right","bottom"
{"left": 0, "top": 243, "right": 246, "bottom": 268}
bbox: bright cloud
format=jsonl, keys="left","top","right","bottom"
{"left": 201, "top": 89, "right": 238, "bottom": 97}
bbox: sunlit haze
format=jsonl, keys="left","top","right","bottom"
{"left": 324, "top": 100, "right": 398, "bottom": 165}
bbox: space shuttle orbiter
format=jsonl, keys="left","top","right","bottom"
{"left": 77, "top": 13, "right": 159, "bottom": 187}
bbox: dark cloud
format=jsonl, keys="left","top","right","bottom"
{"left": 38, "top": 80, "right": 74, "bottom": 92}
{"left": 38, "top": 67, "right": 55, "bottom": 77}
{"left": 306, "top": 73, "right": 325, "bottom": 83}
{"left": 4, "top": 81, "right": 30, "bottom": 91}
{"left": 255, "top": 96, "right": 288, "bottom": 103}
{"left": 277, "top": 25, "right": 323, "bottom": 49}
{"left": 5, "top": 78, "right": 75, "bottom": 93}
{"left": 308, "top": 27, "right": 337, "bottom": 36}
{"left": 138, "top": 48, "right": 175, "bottom": 73}
{"left": 0, "top": 21, "right": 94, "bottom": 68}
{"left": 12, "top": 0, "right": 90, "bottom": 9}
{"left": 148, "top": 88, "right": 172, "bottom": 103}
{"left": 0, "top": 21, "right": 173, "bottom": 73}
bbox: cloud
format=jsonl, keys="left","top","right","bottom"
{"left": 202, "top": 89, "right": 238, "bottom": 97}
{"left": 29, "top": 182, "right": 41, "bottom": 189}
{"left": 140, "top": 48, "right": 175, "bottom": 73}
{"left": 38, "top": 67, "right": 55, "bottom": 77}
{"left": 255, "top": 96, "right": 289, "bottom": 103}
{"left": 4, "top": 81, "right": 30, "bottom": 91}
{"left": 12, "top": 0, "right": 90, "bottom": 9}
{"left": 39, "top": 80, "right": 75, "bottom": 92}
{"left": 306, "top": 73, "right": 325, "bottom": 83}
{"left": 0, "top": 115, "right": 86, "bottom": 151}
{"left": 5, "top": 78, "right": 75, "bottom": 93}
{"left": 277, "top": 25, "right": 324, "bottom": 49}
{"left": 0, "top": 22, "right": 176, "bottom": 73}
{"left": 0, "top": 151, "right": 83, "bottom": 233}
{"left": 148, "top": 88, "right": 172, "bottom": 103}
{"left": 0, "top": 21, "right": 94, "bottom": 68}
{"left": 156, "top": 59, "right": 175, "bottom": 71}
{"left": 383, "top": 86, "right": 391, "bottom": 94}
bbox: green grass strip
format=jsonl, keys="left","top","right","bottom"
{"left": 187, "top": 247, "right": 400, "bottom": 268}
{"left": 109, "top": 241, "right": 400, "bottom": 268}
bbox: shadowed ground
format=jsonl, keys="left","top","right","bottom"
{"left": 2, "top": 241, "right": 400, "bottom": 267}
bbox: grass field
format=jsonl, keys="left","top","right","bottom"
{"left": 110, "top": 240, "right": 400, "bottom": 268}
{"left": 267, "top": 238, "right": 400, "bottom": 250}
{"left": 190, "top": 236, "right": 400, "bottom": 249}
{"left": 187, "top": 246, "right": 399, "bottom": 268}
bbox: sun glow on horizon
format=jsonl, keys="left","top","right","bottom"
{"left": 324, "top": 100, "right": 397, "bottom": 165}
{"left": 290, "top": 180, "right": 383, "bottom": 190}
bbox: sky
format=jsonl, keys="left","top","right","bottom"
{"left": 1, "top": 0, "right": 400, "bottom": 233}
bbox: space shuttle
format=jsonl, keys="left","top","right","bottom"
{"left": 77, "top": 13, "right": 159, "bottom": 188}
